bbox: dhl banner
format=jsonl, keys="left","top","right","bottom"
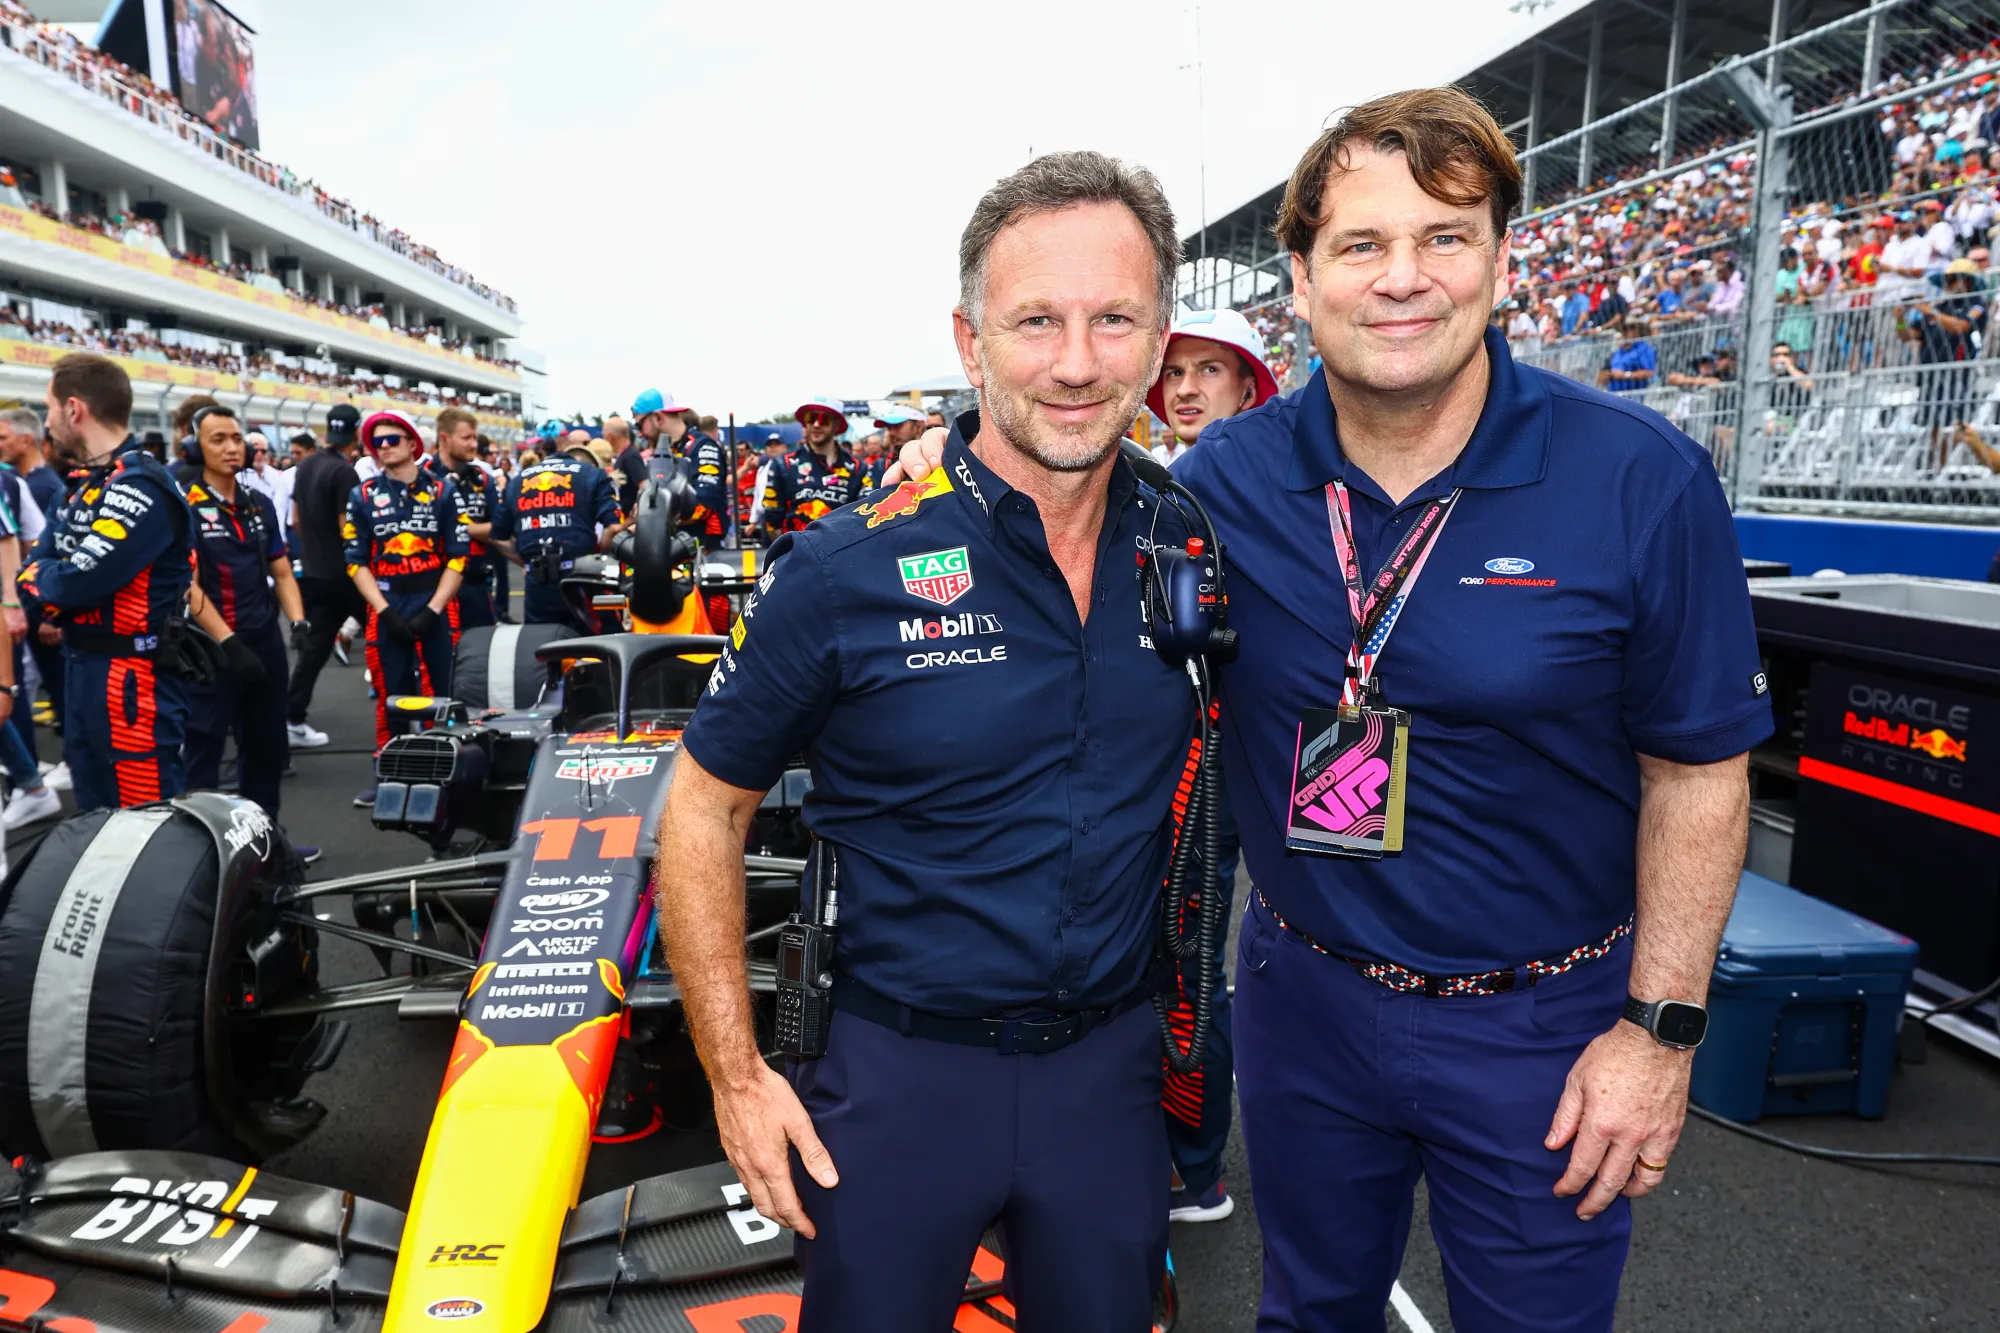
{"left": 0, "top": 203, "right": 520, "bottom": 385}
{"left": 0, "top": 337, "right": 519, "bottom": 434}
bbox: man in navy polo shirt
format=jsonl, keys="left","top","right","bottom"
{"left": 656, "top": 151, "right": 1197, "bottom": 1331}
{"left": 1185, "top": 90, "right": 1771, "bottom": 1330}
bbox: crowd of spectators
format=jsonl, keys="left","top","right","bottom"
{"left": 0, "top": 310, "right": 515, "bottom": 417}
{"left": 8, "top": 186, "right": 519, "bottom": 372}
{"left": 0, "top": 0, "right": 516, "bottom": 314}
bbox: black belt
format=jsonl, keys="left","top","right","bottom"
{"left": 376, "top": 570, "right": 441, "bottom": 596}
{"left": 829, "top": 975, "right": 1154, "bottom": 1055}
{"left": 62, "top": 626, "right": 162, "bottom": 657}
{"left": 1255, "top": 888, "right": 1633, "bottom": 998}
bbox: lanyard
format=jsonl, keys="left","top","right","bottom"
{"left": 1325, "top": 480, "right": 1460, "bottom": 706}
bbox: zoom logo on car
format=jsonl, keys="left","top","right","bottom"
{"left": 509, "top": 914, "right": 604, "bottom": 933}
{"left": 519, "top": 888, "right": 610, "bottom": 915}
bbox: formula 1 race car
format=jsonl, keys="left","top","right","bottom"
{"left": 0, "top": 478, "right": 1181, "bottom": 1331}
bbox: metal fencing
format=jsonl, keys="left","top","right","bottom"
{"left": 1505, "top": 0, "right": 2000, "bottom": 522}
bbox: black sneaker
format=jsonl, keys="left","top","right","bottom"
{"left": 353, "top": 787, "right": 377, "bottom": 808}
{"left": 294, "top": 844, "right": 323, "bottom": 866}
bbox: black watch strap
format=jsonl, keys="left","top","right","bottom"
{"left": 1622, "top": 996, "right": 1651, "bottom": 1030}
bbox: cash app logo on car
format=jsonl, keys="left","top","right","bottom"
{"left": 898, "top": 547, "right": 973, "bottom": 607}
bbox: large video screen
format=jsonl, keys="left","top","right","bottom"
{"left": 170, "top": 0, "right": 259, "bottom": 151}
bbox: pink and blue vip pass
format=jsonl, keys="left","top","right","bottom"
{"left": 1287, "top": 480, "right": 1459, "bottom": 860}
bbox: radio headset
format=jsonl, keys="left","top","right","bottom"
{"left": 1124, "top": 439, "right": 1237, "bottom": 1075}
{"left": 181, "top": 404, "right": 228, "bottom": 468}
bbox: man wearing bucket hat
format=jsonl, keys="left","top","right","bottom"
{"left": 342, "top": 411, "right": 466, "bottom": 752}
{"left": 1148, "top": 307, "right": 1282, "bottom": 466}
{"left": 761, "top": 395, "right": 863, "bottom": 535}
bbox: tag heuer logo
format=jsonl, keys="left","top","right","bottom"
{"left": 899, "top": 547, "right": 973, "bottom": 606}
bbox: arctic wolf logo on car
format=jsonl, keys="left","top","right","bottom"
{"left": 553, "top": 754, "right": 659, "bottom": 784}
{"left": 899, "top": 547, "right": 973, "bottom": 606}
{"left": 857, "top": 470, "right": 953, "bottom": 528}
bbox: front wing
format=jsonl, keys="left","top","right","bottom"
{"left": 0, "top": 1152, "right": 1088, "bottom": 1332}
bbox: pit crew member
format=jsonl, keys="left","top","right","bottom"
{"left": 20, "top": 353, "right": 195, "bottom": 811}
{"left": 760, "top": 396, "right": 863, "bottom": 535}
{"left": 432, "top": 406, "right": 505, "bottom": 631}
{"left": 489, "top": 439, "right": 619, "bottom": 630}
{"left": 659, "top": 152, "right": 1196, "bottom": 1332}
{"left": 179, "top": 404, "right": 309, "bottom": 822}
{"left": 344, "top": 411, "right": 466, "bottom": 749}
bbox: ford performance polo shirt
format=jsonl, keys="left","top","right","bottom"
{"left": 1176, "top": 328, "right": 1774, "bottom": 973}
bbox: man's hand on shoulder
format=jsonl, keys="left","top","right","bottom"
{"left": 880, "top": 427, "right": 949, "bottom": 487}
{"left": 712, "top": 1060, "right": 838, "bottom": 1238}
{"left": 1546, "top": 1018, "right": 1690, "bottom": 1219}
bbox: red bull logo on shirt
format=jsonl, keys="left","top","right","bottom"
{"left": 858, "top": 469, "right": 953, "bottom": 529}
{"left": 898, "top": 547, "right": 973, "bottom": 607}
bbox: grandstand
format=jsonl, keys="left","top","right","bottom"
{"left": 0, "top": 1, "right": 529, "bottom": 442}
{"left": 1176, "top": 0, "right": 2000, "bottom": 522}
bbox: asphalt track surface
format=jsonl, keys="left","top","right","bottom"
{"left": 11, "top": 605, "right": 2000, "bottom": 1331}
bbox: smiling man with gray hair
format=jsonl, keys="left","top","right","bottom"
{"left": 656, "top": 150, "right": 1199, "bottom": 1329}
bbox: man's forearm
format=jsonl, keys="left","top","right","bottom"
{"left": 1629, "top": 752, "right": 1749, "bottom": 1003}
{"left": 657, "top": 766, "right": 765, "bottom": 1092}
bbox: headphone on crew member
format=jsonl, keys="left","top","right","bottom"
{"left": 180, "top": 404, "right": 236, "bottom": 468}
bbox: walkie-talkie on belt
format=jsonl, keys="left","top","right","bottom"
{"left": 775, "top": 842, "right": 838, "bottom": 1058}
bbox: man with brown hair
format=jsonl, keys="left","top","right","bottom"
{"left": 20, "top": 352, "right": 197, "bottom": 811}
{"left": 1192, "top": 87, "right": 1767, "bottom": 1329}
{"left": 432, "top": 405, "right": 502, "bottom": 630}
{"left": 889, "top": 87, "right": 1769, "bottom": 1330}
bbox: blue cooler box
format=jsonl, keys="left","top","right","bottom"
{"left": 1691, "top": 871, "right": 1918, "bottom": 1122}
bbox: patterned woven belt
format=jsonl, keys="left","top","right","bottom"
{"left": 1254, "top": 888, "right": 1633, "bottom": 998}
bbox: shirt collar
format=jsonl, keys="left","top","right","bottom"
{"left": 1286, "top": 325, "right": 1550, "bottom": 496}
{"left": 945, "top": 411, "right": 1139, "bottom": 537}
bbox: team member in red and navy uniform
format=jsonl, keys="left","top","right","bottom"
{"left": 760, "top": 395, "right": 864, "bottom": 535}
{"left": 178, "top": 404, "right": 310, "bottom": 819}
{"left": 344, "top": 411, "right": 466, "bottom": 750}
{"left": 658, "top": 153, "right": 1198, "bottom": 1332}
{"left": 431, "top": 406, "right": 502, "bottom": 632}
{"left": 488, "top": 443, "right": 618, "bottom": 630}
{"left": 19, "top": 353, "right": 195, "bottom": 812}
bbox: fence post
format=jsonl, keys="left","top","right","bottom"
{"left": 1721, "top": 62, "right": 1795, "bottom": 510}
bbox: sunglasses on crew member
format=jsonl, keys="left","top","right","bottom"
{"left": 803, "top": 410, "right": 836, "bottom": 425}
{"left": 373, "top": 432, "right": 410, "bottom": 448}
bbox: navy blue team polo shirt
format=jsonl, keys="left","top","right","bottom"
{"left": 681, "top": 418, "right": 1196, "bottom": 1017}
{"left": 1176, "top": 327, "right": 1774, "bottom": 974}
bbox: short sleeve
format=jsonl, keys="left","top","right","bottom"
{"left": 679, "top": 533, "right": 841, "bottom": 793}
{"left": 1621, "top": 459, "right": 1776, "bottom": 763}
{"left": 259, "top": 494, "right": 287, "bottom": 560}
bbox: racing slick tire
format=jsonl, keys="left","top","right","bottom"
{"left": 0, "top": 795, "right": 331, "bottom": 1164}
{"left": 452, "top": 621, "right": 573, "bottom": 712}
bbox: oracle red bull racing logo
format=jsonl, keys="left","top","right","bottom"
{"left": 898, "top": 547, "right": 972, "bottom": 606}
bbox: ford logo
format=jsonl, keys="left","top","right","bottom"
{"left": 1484, "top": 557, "right": 1536, "bottom": 575}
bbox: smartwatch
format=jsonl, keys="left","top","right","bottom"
{"left": 1623, "top": 996, "right": 1709, "bottom": 1050}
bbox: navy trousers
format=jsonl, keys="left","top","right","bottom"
{"left": 184, "top": 620, "right": 289, "bottom": 816}
{"left": 790, "top": 1002, "right": 1167, "bottom": 1332}
{"left": 453, "top": 578, "right": 495, "bottom": 631}
{"left": 65, "top": 650, "right": 188, "bottom": 812}
{"left": 1235, "top": 894, "right": 1633, "bottom": 1333}
{"left": 364, "top": 597, "right": 453, "bottom": 750}
{"left": 523, "top": 578, "right": 580, "bottom": 632}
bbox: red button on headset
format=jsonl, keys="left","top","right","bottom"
{"left": 1186, "top": 536, "right": 1206, "bottom": 556}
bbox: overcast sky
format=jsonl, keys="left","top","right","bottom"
{"left": 220, "top": 0, "right": 1586, "bottom": 421}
